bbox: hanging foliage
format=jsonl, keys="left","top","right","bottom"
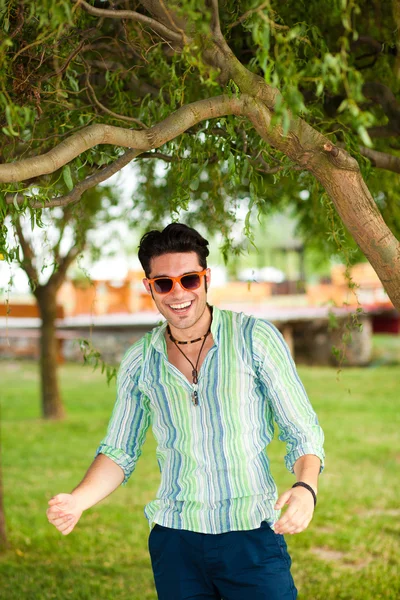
{"left": 0, "top": 0, "right": 399, "bottom": 308}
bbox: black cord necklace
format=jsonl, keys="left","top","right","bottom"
{"left": 167, "top": 315, "right": 212, "bottom": 406}
{"left": 168, "top": 332, "right": 209, "bottom": 345}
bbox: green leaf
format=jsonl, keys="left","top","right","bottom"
{"left": 62, "top": 165, "right": 74, "bottom": 191}
{"left": 189, "top": 178, "right": 199, "bottom": 191}
{"left": 357, "top": 126, "right": 372, "bottom": 148}
{"left": 12, "top": 193, "right": 20, "bottom": 212}
{"left": 227, "top": 152, "right": 235, "bottom": 175}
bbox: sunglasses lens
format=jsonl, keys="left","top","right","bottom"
{"left": 153, "top": 278, "right": 173, "bottom": 294}
{"left": 181, "top": 274, "right": 201, "bottom": 290}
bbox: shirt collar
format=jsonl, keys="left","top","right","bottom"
{"left": 151, "top": 319, "right": 168, "bottom": 353}
{"left": 150, "top": 304, "right": 221, "bottom": 353}
{"left": 210, "top": 304, "right": 221, "bottom": 345}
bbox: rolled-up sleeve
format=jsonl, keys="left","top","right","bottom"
{"left": 253, "top": 320, "right": 325, "bottom": 474}
{"left": 95, "top": 339, "right": 151, "bottom": 484}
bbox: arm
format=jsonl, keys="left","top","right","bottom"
{"left": 47, "top": 454, "right": 125, "bottom": 536}
{"left": 293, "top": 453, "right": 321, "bottom": 494}
{"left": 253, "top": 320, "right": 325, "bottom": 476}
{"left": 252, "top": 320, "right": 325, "bottom": 535}
{"left": 47, "top": 338, "right": 151, "bottom": 536}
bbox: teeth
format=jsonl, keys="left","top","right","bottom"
{"left": 170, "top": 301, "right": 191, "bottom": 309}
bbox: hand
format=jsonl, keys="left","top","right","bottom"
{"left": 273, "top": 486, "right": 315, "bottom": 535}
{"left": 47, "top": 493, "right": 83, "bottom": 536}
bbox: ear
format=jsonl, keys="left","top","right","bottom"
{"left": 206, "top": 268, "right": 211, "bottom": 289}
{"left": 143, "top": 278, "right": 151, "bottom": 294}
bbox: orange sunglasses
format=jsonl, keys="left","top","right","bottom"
{"left": 147, "top": 269, "right": 207, "bottom": 295}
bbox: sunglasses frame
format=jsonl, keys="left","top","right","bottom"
{"left": 146, "top": 269, "right": 208, "bottom": 295}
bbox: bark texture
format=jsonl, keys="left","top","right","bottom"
{"left": 314, "top": 167, "right": 400, "bottom": 309}
{"left": 35, "top": 286, "right": 65, "bottom": 420}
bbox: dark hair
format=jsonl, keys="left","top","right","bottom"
{"left": 138, "top": 223, "right": 209, "bottom": 276}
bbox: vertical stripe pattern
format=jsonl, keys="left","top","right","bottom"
{"left": 96, "top": 307, "right": 325, "bottom": 534}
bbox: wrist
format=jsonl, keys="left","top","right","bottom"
{"left": 292, "top": 481, "right": 317, "bottom": 507}
{"left": 70, "top": 489, "right": 91, "bottom": 512}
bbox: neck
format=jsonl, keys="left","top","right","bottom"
{"left": 167, "top": 304, "right": 212, "bottom": 343}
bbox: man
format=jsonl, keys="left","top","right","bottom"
{"left": 47, "top": 223, "right": 325, "bottom": 600}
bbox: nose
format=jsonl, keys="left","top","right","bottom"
{"left": 168, "top": 279, "right": 188, "bottom": 298}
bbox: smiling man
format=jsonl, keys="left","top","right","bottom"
{"left": 47, "top": 223, "right": 325, "bottom": 600}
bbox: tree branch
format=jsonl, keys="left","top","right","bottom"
{"left": 363, "top": 82, "right": 400, "bottom": 134}
{"left": 368, "top": 125, "right": 398, "bottom": 138}
{"left": 14, "top": 216, "right": 39, "bottom": 285}
{"left": 1, "top": 91, "right": 361, "bottom": 190}
{"left": 359, "top": 145, "right": 400, "bottom": 174}
{"left": 138, "top": 151, "right": 177, "bottom": 162}
{"left": 48, "top": 241, "right": 83, "bottom": 290}
{"left": 9, "top": 2, "right": 25, "bottom": 39}
{"left": 139, "top": 0, "right": 188, "bottom": 37}
{"left": 6, "top": 149, "right": 141, "bottom": 208}
{"left": 51, "top": 207, "right": 73, "bottom": 262}
{"left": 85, "top": 67, "right": 148, "bottom": 127}
{"left": 0, "top": 95, "right": 250, "bottom": 182}
{"left": 74, "top": 0, "right": 183, "bottom": 43}
{"left": 351, "top": 35, "right": 384, "bottom": 55}
{"left": 86, "top": 58, "right": 160, "bottom": 97}
{"left": 38, "top": 38, "right": 90, "bottom": 82}
{"left": 207, "top": 0, "right": 222, "bottom": 39}
{"left": 138, "top": 150, "right": 220, "bottom": 164}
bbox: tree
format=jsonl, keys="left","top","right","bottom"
{"left": 6, "top": 185, "right": 117, "bottom": 419}
{"left": 0, "top": 0, "right": 399, "bottom": 309}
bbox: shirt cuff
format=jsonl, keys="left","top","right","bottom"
{"left": 284, "top": 444, "right": 325, "bottom": 475}
{"left": 95, "top": 443, "right": 136, "bottom": 485}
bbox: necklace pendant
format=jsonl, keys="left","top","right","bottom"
{"left": 192, "top": 390, "right": 198, "bottom": 406}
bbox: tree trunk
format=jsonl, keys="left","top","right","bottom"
{"left": 35, "top": 286, "right": 65, "bottom": 420}
{"left": 237, "top": 95, "right": 400, "bottom": 310}
{"left": 313, "top": 167, "right": 400, "bottom": 309}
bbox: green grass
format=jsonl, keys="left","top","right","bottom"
{"left": 371, "top": 333, "right": 400, "bottom": 365}
{"left": 1, "top": 357, "right": 400, "bottom": 599}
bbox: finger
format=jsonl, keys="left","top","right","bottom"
{"left": 47, "top": 508, "right": 68, "bottom": 521}
{"left": 288, "top": 524, "right": 306, "bottom": 534}
{"left": 290, "top": 527, "right": 305, "bottom": 535}
{"left": 286, "top": 517, "right": 311, "bottom": 535}
{"left": 61, "top": 522, "right": 76, "bottom": 536}
{"left": 274, "top": 491, "right": 292, "bottom": 510}
{"left": 280, "top": 503, "right": 300, "bottom": 519}
{"left": 53, "top": 518, "right": 74, "bottom": 534}
{"left": 48, "top": 495, "right": 64, "bottom": 506}
{"left": 58, "top": 518, "right": 75, "bottom": 534}
{"left": 275, "top": 512, "right": 304, "bottom": 534}
{"left": 49, "top": 514, "right": 74, "bottom": 527}
{"left": 275, "top": 507, "right": 299, "bottom": 527}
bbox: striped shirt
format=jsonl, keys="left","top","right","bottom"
{"left": 96, "top": 306, "right": 325, "bottom": 534}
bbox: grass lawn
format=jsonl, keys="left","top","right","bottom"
{"left": 1, "top": 356, "right": 399, "bottom": 599}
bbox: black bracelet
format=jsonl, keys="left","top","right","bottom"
{"left": 292, "top": 482, "right": 317, "bottom": 507}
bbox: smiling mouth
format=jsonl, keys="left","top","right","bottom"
{"left": 169, "top": 300, "right": 193, "bottom": 312}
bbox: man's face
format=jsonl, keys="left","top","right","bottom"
{"left": 143, "top": 251, "right": 211, "bottom": 331}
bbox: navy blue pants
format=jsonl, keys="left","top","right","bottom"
{"left": 148, "top": 522, "right": 298, "bottom": 600}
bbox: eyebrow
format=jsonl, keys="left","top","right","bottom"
{"left": 150, "top": 270, "right": 201, "bottom": 278}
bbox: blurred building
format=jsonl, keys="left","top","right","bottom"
{"left": 1, "top": 261, "right": 398, "bottom": 366}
